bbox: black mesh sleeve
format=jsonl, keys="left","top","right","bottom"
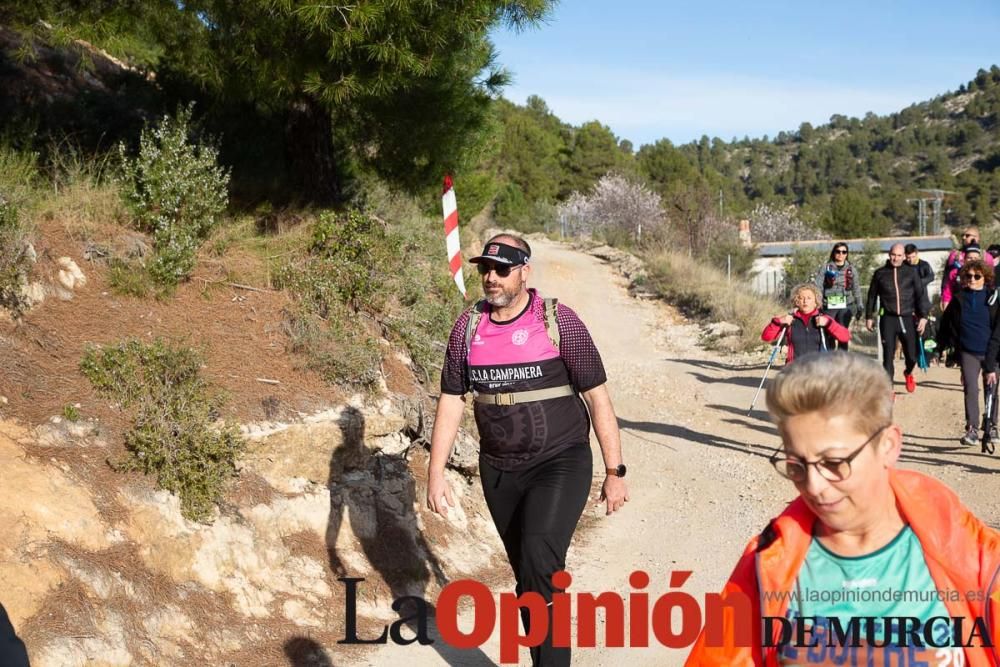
{"left": 440, "top": 309, "right": 472, "bottom": 395}
{"left": 556, "top": 303, "right": 607, "bottom": 392}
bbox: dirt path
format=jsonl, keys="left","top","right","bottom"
{"left": 350, "top": 238, "right": 1000, "bottom": 666}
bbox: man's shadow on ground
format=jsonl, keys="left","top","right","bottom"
{"left": 316, "top": 406, "right": 495, "bottom": 666}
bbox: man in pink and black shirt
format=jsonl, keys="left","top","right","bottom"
{"left": 427, "top": 233, "right": 628, "bottom": 666}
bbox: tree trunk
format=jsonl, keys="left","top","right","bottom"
{"left": 284, "top": 96, "right": 342, "bottom": 204}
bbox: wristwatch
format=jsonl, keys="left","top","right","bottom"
{"left": 606, "top": 464, "right": 627, "bottom": 478}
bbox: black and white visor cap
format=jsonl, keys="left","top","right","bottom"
{"left": 469, "top": 242, "right": 530, "bottom": 266}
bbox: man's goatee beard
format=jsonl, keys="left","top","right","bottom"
{"left": 486, "top": 292, "right": 514, "bottom": 307}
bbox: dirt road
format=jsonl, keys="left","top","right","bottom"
{"left": 355, "top": 237, "right": 1000, "bottom": 666}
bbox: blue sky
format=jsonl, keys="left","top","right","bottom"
{"left": 490, "top": 0, "right": 1000, "bottom": 148}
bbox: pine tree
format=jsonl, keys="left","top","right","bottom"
{"left": 5, "top": 0, "right": 554, "bottom": 200}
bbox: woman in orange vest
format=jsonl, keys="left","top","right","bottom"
{"left": 686, "top": 353, "right": 1000, "bottom": 666}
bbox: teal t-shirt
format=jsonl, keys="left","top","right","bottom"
{"left": 779, "top": 526, "right": 963, "bottom": 666}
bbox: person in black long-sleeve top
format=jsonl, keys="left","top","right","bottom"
{"left": 904, "top": 243, "right": 935, "bottom": 298}
{"left": 939, "top": 260, "right": 1000, "bottom": 446}
{"left": 866, "top": 243, "right": 931, "bottom": 392}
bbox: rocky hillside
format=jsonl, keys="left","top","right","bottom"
{"left": 0, "top": 215, "right": 503, "bottom": 666}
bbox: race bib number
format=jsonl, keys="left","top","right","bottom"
{"left": 826, "top": 294, "right": 847, "bottom": 310}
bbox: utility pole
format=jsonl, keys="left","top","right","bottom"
{"left": 917, "top": 188, "right": 957, "bottom": 234}
{"left": 906, "top": 198, "right": 928, "bottom": 235}
{"left": 907, "top": 188, "right": 956, "bottom": 235}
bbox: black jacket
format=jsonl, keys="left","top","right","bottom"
{"left": 865, "top": 262, "right": 931, "bottom": 320}
{"left": 938, "top": 288, "right": 1000, "bottom": 359}
{"left": 0, "top": 603, "right": 29, "bottom": 667}
{"left": 912, "top": 259, "right": 935, "bottom": 292}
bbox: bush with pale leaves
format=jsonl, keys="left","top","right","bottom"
{"left": 119, "top": 104, "right": 230, "bottom": 288}
{"left": 749, "top": 204, "right": 828, "bottom": 243}
{"left": 557, "top": 174, "right": 665, "bottom": 245}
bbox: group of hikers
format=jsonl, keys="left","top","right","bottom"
{"left": 764, "top": 227, "right": 1000, "bottom": 449}
{"left": 424, "top": 232, "right": 998, "bottom": 666}
{"left": 9, "top": 232, "right": 992, "bottom": 666}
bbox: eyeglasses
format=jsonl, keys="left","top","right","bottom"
{"left": 833, "top": 249, "right": 848, "bottom": 255}
{"left": 477, "top": 262, "right": 523, "bottom": 278}
{"left": 770, "top": 425, "right": 889, "bottom": 483}
{"left": 965, "top": 273, "right": 985, "bottom": 281}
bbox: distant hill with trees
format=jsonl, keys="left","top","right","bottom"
{"left": 488, "top": 67, "right": 1000, "bottom": 240}
{"left": 1, "top": 6, "right": 997, "bottom": 243}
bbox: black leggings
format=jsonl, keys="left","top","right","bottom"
{"left": 879, "top": 314, "right": 918, "bottom": 379}
{"left": 480, "top": 444, "right": 592, "bottom": 667}
{"left": 824, "top": 308, "right": 853, "bottom": 351}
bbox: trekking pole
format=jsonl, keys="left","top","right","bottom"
{"left": 748, "top": 326, "right": 787, "bottom": 416}
{"left": 983, "top": 381, "right": 996, "bottom": 455}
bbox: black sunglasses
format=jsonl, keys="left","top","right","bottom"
{"left": 833, "top": 248, "right": 848, "bottom": 255}
{"left": 477, "top": 262, "right": 523, "bottom": 278}
{"left": 966, "top": 273, "right": 985, "bottom": 281}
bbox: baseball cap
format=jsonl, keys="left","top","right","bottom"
{"left": 469, "top": 241, "right": 530, "bottom": 266}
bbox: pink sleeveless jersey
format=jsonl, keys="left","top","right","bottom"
{"left": 441, "top": 290, "right": 607, "bottom": 470}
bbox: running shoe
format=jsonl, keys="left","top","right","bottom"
{"left": 961, "top": 427, "right": 978, "bottom": 446}
{"left": 905, "top": 374, "right": 916, "bottom": 393}
{"left": 990, "top": 426, "right": 999, "bottom": 441}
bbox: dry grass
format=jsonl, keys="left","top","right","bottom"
{"left": 34, "top": 178, "right": 128, "bottom": 243}
{"left": 644, "top": 249, "right": 782, "bottom": 351}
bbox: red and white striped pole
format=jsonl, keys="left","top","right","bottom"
{"left": 442, "top": 174, "right": 466, "bottom": 298}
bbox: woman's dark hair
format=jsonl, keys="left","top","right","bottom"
{"left": 829, "top": 243, "right": 849, "bottom": 261}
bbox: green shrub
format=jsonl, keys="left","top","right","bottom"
{"left": 385, "top": 266, "right": 461, "bottom": 381}
{"left": 707, "top": 239, "right": 758, "bottom": 279}
{"left": 80, "top": 339, "right": 244, "bottom": 522}
{"left": 782, "top": 246, "right": 827, "bottom": 297}
{"left": 594, "top": 223, "right": 636, "bottom": 250}
{"left": 849, "top": 238, "right": 884, "bottom": 288}
{"left": 0, "top": 196, "right": 34, "bottom": 318}
{"left": 308, "top": 209, "right": 392, "bottom": 313}
{"left": 107, "top": 258, "right": 153, "bottom": 298}
{"left": 282, "top": 308, "right": 383, "bottom": 390}
{"left": 272, "top": 209, "right": 392, "bottom": 318}
{"left": 118, "top": 104, "right": 230, "bottom": 289}
{"left": 274, "top": 198, "right": 464, "bottom": 387}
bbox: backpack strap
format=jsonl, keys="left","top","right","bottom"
{"left": 543, "top": 297, "right": 560, "bottom": 351}
{"left": 464, "top": 299, "right": 488, "bottom": 391}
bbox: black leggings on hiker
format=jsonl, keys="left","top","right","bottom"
{"left": 824, "top": 308, "right": 853, "bottom": 351}
{"left": 879, "top": 314, "right": 918, "bottom": 379}
{"left": 480, "top": 444, "right": 592, "bottom": 667}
